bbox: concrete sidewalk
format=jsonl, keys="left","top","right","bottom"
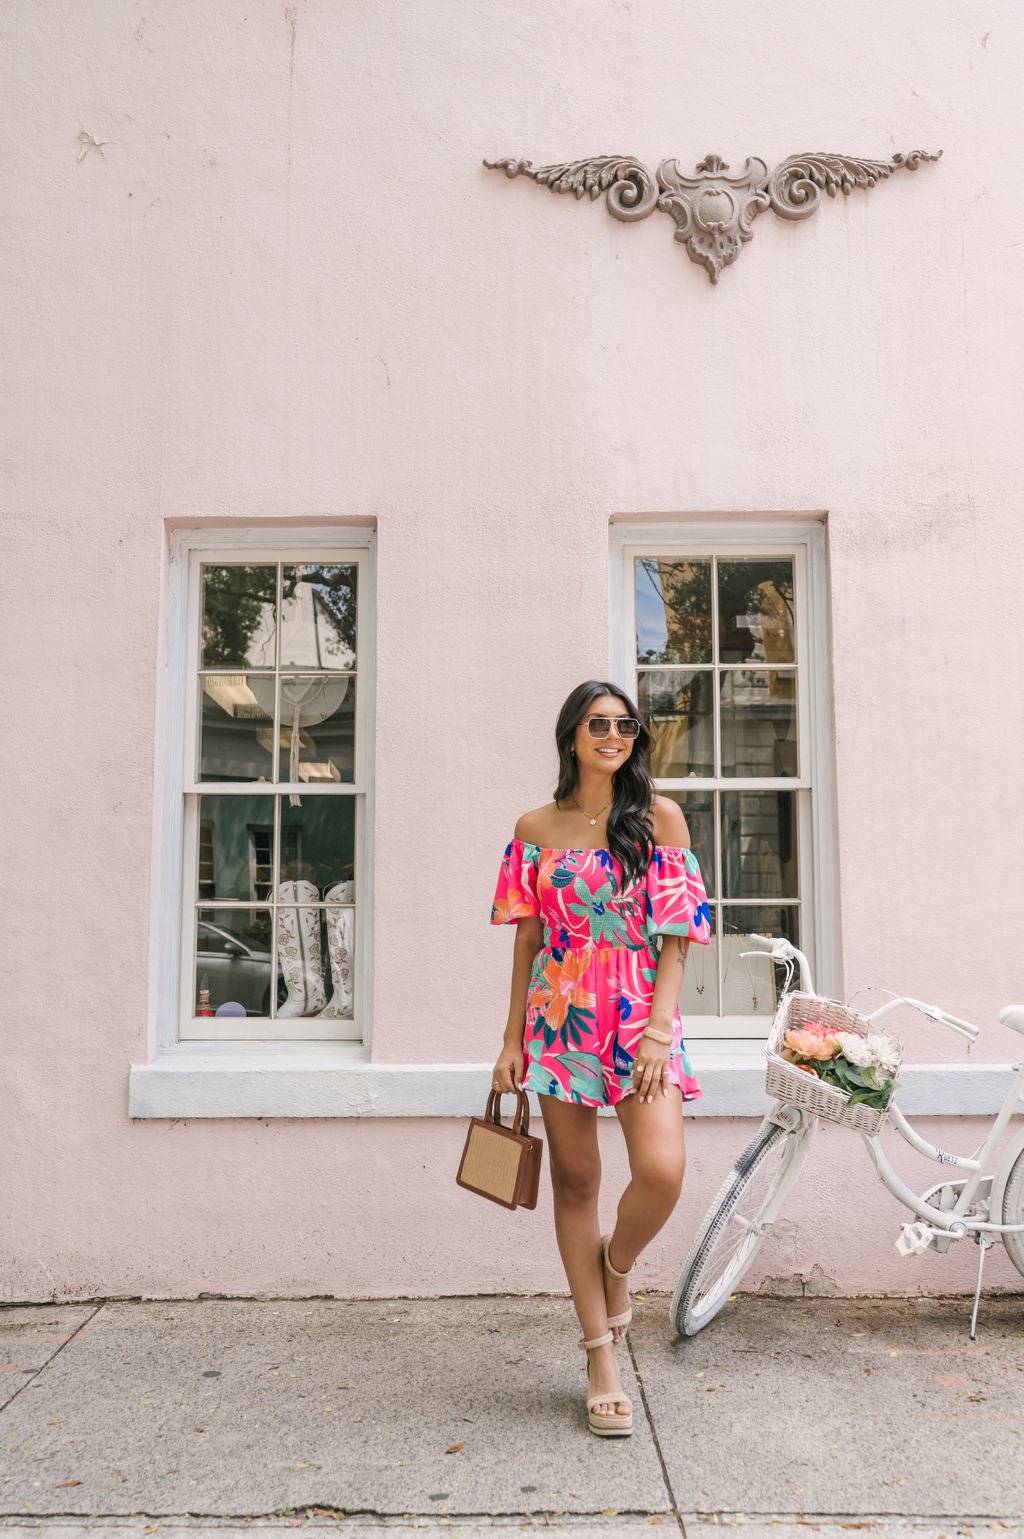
{"left": 0, "top": 1294, "right": 1021, "bottom": 1539}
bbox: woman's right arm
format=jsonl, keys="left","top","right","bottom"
{"left": 493, "top": 914, "right": 543, "bottom": 1092}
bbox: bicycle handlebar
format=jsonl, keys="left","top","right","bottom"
{"left": 741, "top": 932, "right": 814, "bottom": 994}
{"left": 739, "top": 938, "right": 980, "bottom": 1042}
{"left": 895, "top": 995, "right": 981, "bottom": 1043}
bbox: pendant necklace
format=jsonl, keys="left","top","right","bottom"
{"left": 571, "top": 794, "right": 612, "bottom": 827}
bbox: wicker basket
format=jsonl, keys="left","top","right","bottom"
{"left": 764, "top": 991, "right": 903, "bottom": 1135}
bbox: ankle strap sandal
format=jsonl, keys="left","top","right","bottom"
{"left": 601, "top": 1232, "right": 634, "bottom": 1338}
{"left": 578, "top": 1330, "right": 634, "bottom": 1437}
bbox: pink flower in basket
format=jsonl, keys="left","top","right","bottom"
{"left": 784, "top": 1025, "right": 840, "bottom": 1061}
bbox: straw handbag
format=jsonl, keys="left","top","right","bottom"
{"left": 456, "top": 1088, "right": 543, "bottom": 1210}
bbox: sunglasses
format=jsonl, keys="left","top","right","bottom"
{"left": 584, "top": 715, "right": 641, "bottom": 739}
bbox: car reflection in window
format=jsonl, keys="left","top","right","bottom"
{"left": 196, "top": 921, "right": 279, "bottom": 1016}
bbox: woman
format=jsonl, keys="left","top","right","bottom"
{"left": 490, "top": 680, "right": 712, "bottom": 1437}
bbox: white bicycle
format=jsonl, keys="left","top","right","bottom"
{"left": 671, "top": 932, "right": 1024, "bottom": 1340}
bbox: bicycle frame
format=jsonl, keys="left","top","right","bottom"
{"left": 746, "top": 933, "right": 1024, "bottom": 1238}
{"left": 859, "top": 1067, "right": 1024, "bottom": 1237}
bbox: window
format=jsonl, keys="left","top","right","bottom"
{"left": 613, "top": 521, "right": 835, "bottom": 1040}
{"left": 165, "top": 532, "right": 374, "bottom": 1043}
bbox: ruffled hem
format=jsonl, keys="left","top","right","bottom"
{"left": 524, "top": 1058, "right": 704, "bottom": 1109}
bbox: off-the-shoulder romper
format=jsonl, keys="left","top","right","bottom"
{"left": 491, "top": 839, "right": 712, "bottom": 1108}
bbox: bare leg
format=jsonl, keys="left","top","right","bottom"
{"left": 539, "top": 1094, "right": 631, "bottom": 1421}
{"left": 604, "top": 1083, "right": 688, "bottom": 1321}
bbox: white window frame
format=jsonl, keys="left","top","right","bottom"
{"left": 610, "top": 517, "right": 839, "bottom": 1046}
{"left": 143, "top": 526, "right": 376, "bottom": 1058}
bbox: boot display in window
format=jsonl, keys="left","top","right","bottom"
{"left": 317, "top": 880, "right": 355, "bottom": 1019}
{"left": 274, "top": 879, "right": 327, "bottom": 1017}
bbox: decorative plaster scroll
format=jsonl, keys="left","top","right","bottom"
{"left": 483, "top": 149, "right": 941, "bottom": 283}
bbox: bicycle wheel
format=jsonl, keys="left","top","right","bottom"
{"left": 670, "top": 1115, "right": 816, "bottom": 1337}
{"left": 1001, "top": 1147, "right": 1024, "bottom": 1279}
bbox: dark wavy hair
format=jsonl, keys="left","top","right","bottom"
{"left": 553, "top": 680, "right": 656, "bottom": 890}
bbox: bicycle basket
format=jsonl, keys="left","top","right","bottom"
{"left": 764, "top": 991, "right": 903, "bottom": 1134}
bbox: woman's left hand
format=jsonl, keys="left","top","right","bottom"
{"left": 633, "top": 1033, "right": 672, "bottom": 1102}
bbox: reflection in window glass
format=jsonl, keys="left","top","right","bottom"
{"left": 640, "top": 669, "right": 714, "bottom": 778}
{"left": 721, "top": 790, "right": 798, "bottom": 899}
{"left": 635, "top": 559, "right": 712, "bottom": 665}
{"left": 200, "top": 565, "right": 277, "bottom": 669}
{"left": 720, "top": 670, "right": 797, "bottom": 778}
{"left": 718, "top": 559, "right": 795, "bottom": 665}
{"left": 281, "top": 564, "right": 358, "bottom": 671}
{"left": 278, "top": 675, "right": 355, "bottom": 784}
{"left": 199, "top": 672, "right": 275, "bottom": 782}
{"left": 194, "top": 908, "right": 274, "bottom": 1018}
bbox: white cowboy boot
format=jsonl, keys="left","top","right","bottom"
{"left": 316, "top": 880, "right": 355, "bottom": 1019}
{"left": 274, "top": 879, "right": 327, "bottom": 1017}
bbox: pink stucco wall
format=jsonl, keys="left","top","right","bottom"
{"left": 4, "top": 1, "right": 1024, "bottom": 1300}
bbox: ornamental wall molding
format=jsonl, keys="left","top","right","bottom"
{"left": 483, "top": 149, "right": 941, "bottom": 284}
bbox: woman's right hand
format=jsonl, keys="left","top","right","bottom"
{"left": 492, "top": 1039, "right": 525, "bottom": 1094}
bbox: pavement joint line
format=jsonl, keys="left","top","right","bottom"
{"left": 0, "top": 1301, "right": 105, "bottom": 1416}
{"left": 2, "top": 1289, "right": 1024, "bottom": 1306}
{"left": 624, "top": 1328, "right": 686, "bottom": 1539}
{"left": 685, "top": 1515, "right": 1023, "bottom": 1526}
{"left": 0, "top": 1513, "right": 683, "bottom": 1525}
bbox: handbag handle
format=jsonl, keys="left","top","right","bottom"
{"left": 485, "top": 1086, "right": 531, "bottom": 1135}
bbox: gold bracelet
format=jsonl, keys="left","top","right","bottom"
{"left": 641, "top": 1025, "right": 672, "bottom": 1044}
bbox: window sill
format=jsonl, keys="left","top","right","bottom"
{"left": 128, "top": 1041, "right": 1018, "bottom": 1120}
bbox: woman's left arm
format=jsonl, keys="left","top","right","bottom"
{"left": 632, "top": 935, "right": 689, "bottom": 1102}
{"left": 636, "top": 797, "right": 694, "bottom": 1100}
{"left": 650, "top": 933, "right": 690, "bottom": 1027}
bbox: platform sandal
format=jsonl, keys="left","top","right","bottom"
{"left": 579, "top": 1329, "right": 634, "bottom": 1436}
{"left": 601, "top": 1232, "right": 635, "bottom": 1342}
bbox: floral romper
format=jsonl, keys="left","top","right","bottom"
{"left": 491, "top": 839, "right": 712, "bottom": 1108}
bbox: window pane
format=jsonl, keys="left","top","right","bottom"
{"left": 281, "top": 563, "right": 358, "bottom": 671}
{"left": 679, "top": 904, "right": 718, "bottom": 1016}
{"left": 279, "top": 795, "right": 356, "bottom": 897}
{"left": 659, "top": 789, "right": 715, "bottom": 897}
{"left": 721, "top": 790, "right": 798, "bottom": 899}
{"left": 278, "top": 675, "right": 355, "bottom": 785}
{"left": 640, "top": 668, "right": 714, "bottom": 778}
{"left": 199, "top": 673, "right": 274, "bottom": 782}
{"left": 194, "top": 908, "right": 273, "bottom": 1018}
{"left": 196, "top": 795, "right": 276, "bottom": 901}
{"left": 720, "top": 905, "right": 799, "bottom": 1016}
{"left": 720, "top": 669, "right": 797, "bottom": 777}
{"left": 718, "top": 559, "right": 795, "bottom": 665}
{"left": 200, "top": 565, "right": 277, "bottom": 669}
{"left": 635, "top": 558, "right": 713, "bottom": 665}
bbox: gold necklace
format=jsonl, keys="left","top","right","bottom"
{"left": 571, "top": 794, "right": 612, "bottom": 827}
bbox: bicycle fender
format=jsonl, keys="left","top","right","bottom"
{"left": 987, "top": 1122, "right": 1024, "bottom": 1225}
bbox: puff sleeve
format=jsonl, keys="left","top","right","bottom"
{"left": 490, "top": 838, "right": 542, "bottom": 924}
{"left": 644, "top": 845, "right": 712, "bottom": 945}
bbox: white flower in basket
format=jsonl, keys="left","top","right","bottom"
{"left": 835, "top": 1030, "right": 902, "bottom": 1078}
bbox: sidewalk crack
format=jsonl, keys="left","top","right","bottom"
{"left": 626, "top": 1330, "right": 686, "bottom": 1538}
{"left": 0, "top": 1302, "right": 105, "bottom": 1416}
